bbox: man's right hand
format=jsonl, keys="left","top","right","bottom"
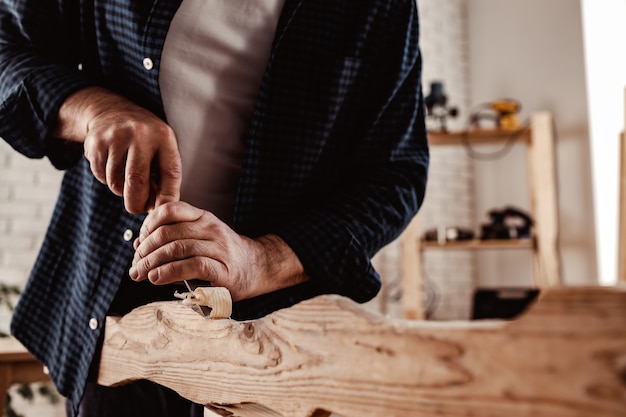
{"left": 53, "top": 87, "right": 182, "bottom": 213}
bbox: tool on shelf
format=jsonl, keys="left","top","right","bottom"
{"left": 469, "top": 99, "right": 523, "bottom": 131}
{"left": 424, "top": 81, "right": 458, "bottom": 132}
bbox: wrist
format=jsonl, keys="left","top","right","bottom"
{"left": 248, "top": 234, "right": 309, "bottom": 298}
{"left": 53, "top": 86, "right": 134, "bottom": 143}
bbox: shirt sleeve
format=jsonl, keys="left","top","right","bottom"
{"left": 0, "top": 0, "right": 96, "bottom": 169}
{"left": 274, "top": 0, "right": 429, "bottom": 302}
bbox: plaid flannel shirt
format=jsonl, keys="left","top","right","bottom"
{"left": 0, "top": 0, "right": 428, "bottom": 411}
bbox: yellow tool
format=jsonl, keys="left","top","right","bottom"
{"left": 491, "top": 99, "right": 522, "bottom": 131}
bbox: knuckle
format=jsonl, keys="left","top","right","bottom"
{"left": 169, "top": 240, "right": 187, "bottom": 259}
{"left": 125, "top": 171, "right": 148, "bottom": 189}
{"left": 134, "top": 246, "right": 146, "bottom": 260}
{"left": 119, "top": 119, "right": 143, "bottom": 136}
{"left": 195, "top": 257, "right": 215, "bottom": 280}
{"left": 162, "top": 124, "right": 175, "bottom": 140}
{"left": 133, "top": 119, "right": 167, "bottom": 141}
{"left": 84, "top": 131, "right": 103, "bottom": 149}
{"left": 162, "top": 161, "right": 182, "bottom": 181}
{"left": 140, "top": 256, "right": 154, "bottom": 275}
{"left": 208, "top": 222, "right": 228, "bottom": 242}
{"left": 161, "top": 202, "right": 181, "bottom": 218}
{"left": 155, "top": 123, "right": 175, "bottom": 140}
{"left": 83, "top": 141, "right": 94, "bottom": 159}
{"left": 153, "top": 226, "right": 170, "bottom": 243}
{"left": 99, "top": 124, "right": 131, "bottom": 146}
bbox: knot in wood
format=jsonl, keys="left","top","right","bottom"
{"left": 244, "top": 323, "right": 255, "bottom": 339}
{"left": 615, "top": 353, "right": 626, "bottom": 385}
{"left": 156, "top": 309, "right": 163, "bottom": 322}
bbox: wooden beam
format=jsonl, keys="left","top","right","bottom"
{"left": 98, "top": 286, "right": 626, "bottom": 417}
{"left": 619, "top": 87, "right": 626, "bottom": 282}
{"left": 527, "top": 112, "right": 561, "bottom": 287}
{"left": 400, "top": 214, "right": 425, "bottom": 319}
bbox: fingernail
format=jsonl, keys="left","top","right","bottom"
{"left": 129, "top": 266, "right": 138, "bottom": 280}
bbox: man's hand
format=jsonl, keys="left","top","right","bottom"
{"left": 54, "top": 87, "right": 182, "bottom": 213}
{"left": 129, "top": 201, "right": 309, "bottom": 301}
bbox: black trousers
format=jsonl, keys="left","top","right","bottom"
{"left": 66, "top": 380, "right": 205, "bottom": 417}
{"left": 67, "top": 279, "right": 206, "bottom": 416}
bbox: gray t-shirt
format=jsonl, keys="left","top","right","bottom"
{"left": 159, "top": 0, "right": 285, "bottom": 225}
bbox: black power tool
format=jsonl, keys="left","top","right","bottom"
{"left": 480, "top": 206, "right": 533, "bottom": 240}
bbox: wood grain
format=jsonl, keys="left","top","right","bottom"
{"left": 98, "top": 286, "right": 626, "bottom": 417}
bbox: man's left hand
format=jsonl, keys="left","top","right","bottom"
{"left": 129, "top": 201, "right": 308, "bottom": 301}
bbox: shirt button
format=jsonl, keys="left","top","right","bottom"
{"left": 89, "top": 318, "right": 99, "bottom": 330}
{"left": 142, "top": 57, "right": 154, "bottom": 70}
{"left": 77, "top": 63, "right": 83, "bottom": 71}
{"left": 123, "top": 229, "right": 134, "bottom": 242}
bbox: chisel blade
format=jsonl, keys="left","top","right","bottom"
{"left": 183, "top": 279, "right": 213, "bottom": 318}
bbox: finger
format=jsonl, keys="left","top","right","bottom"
{"left": 123, "top": 146, "right": 151, "bottom": 213}
{"left": 143, "top": 173, "right": 159, "bottom": 212}
{"left": 132, "top": 222, "right": 196, "bottom": 266}
{"left": 83, "top": 134, "right": 108, "bottom": 185}
{"left": 153, "top": 134, "right": 182, "bottom": 208}
{"left": 105, "top": 146, "right": 127, "bottom": 197}
{"left": 138, "top": 201, "right": 204, "bottom": 243}
{"left": 131, "top": 238, "right": 216, "bottom": 281}
{"left": 148, "top": 256, "right": 224, "bottom": 286}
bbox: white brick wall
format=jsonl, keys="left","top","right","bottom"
{"left": 421, "top": 0, "right": 477, "bottom": 320}
{"left": 371, "top": 0, "right": 476, "bottom": 320}
{"left": 0, "top": 142, "right": 64, "bottom": 416}
{"left": 0, "top": 140, "right": 61, "bottom": 341}
{"left": 0, "top": 141, "right": 62, "bottom": 290}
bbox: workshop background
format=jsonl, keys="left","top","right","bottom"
{"left": 1, "top": 0, "right": 623, "bottom": 415}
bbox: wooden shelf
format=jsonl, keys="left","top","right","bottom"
{"left": 428, "top": 127, "right": 530, "bottom": 146}
{"left": 420, "top": 238, "right": 534, "bottom": 250}
{"left": 399, "top": 112, "right": 561, "bottom": 319}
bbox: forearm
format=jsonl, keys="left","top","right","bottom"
{"left": 0, "top": 57, "right": 94, "bottom": 163}
{"left": 0, "top": 0, "right": 93, "bottom": 167}
{"left": 274, "top": 164, "right": 426, "bottom": 303}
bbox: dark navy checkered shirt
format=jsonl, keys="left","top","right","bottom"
{"left": 0, "top": 0, "right": 428, "bottom": 412}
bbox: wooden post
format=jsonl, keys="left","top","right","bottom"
{"left": 619, "top": 87, "right": 626, "bottom": 282}
{"left": 99, "top": 286, "right": 626, "bottom": 417}
{"left": 527, "top": 112, "right": 561, "bottom": 287}
{"left": 400, "top": 215, "right": 425, "bottom": 319}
